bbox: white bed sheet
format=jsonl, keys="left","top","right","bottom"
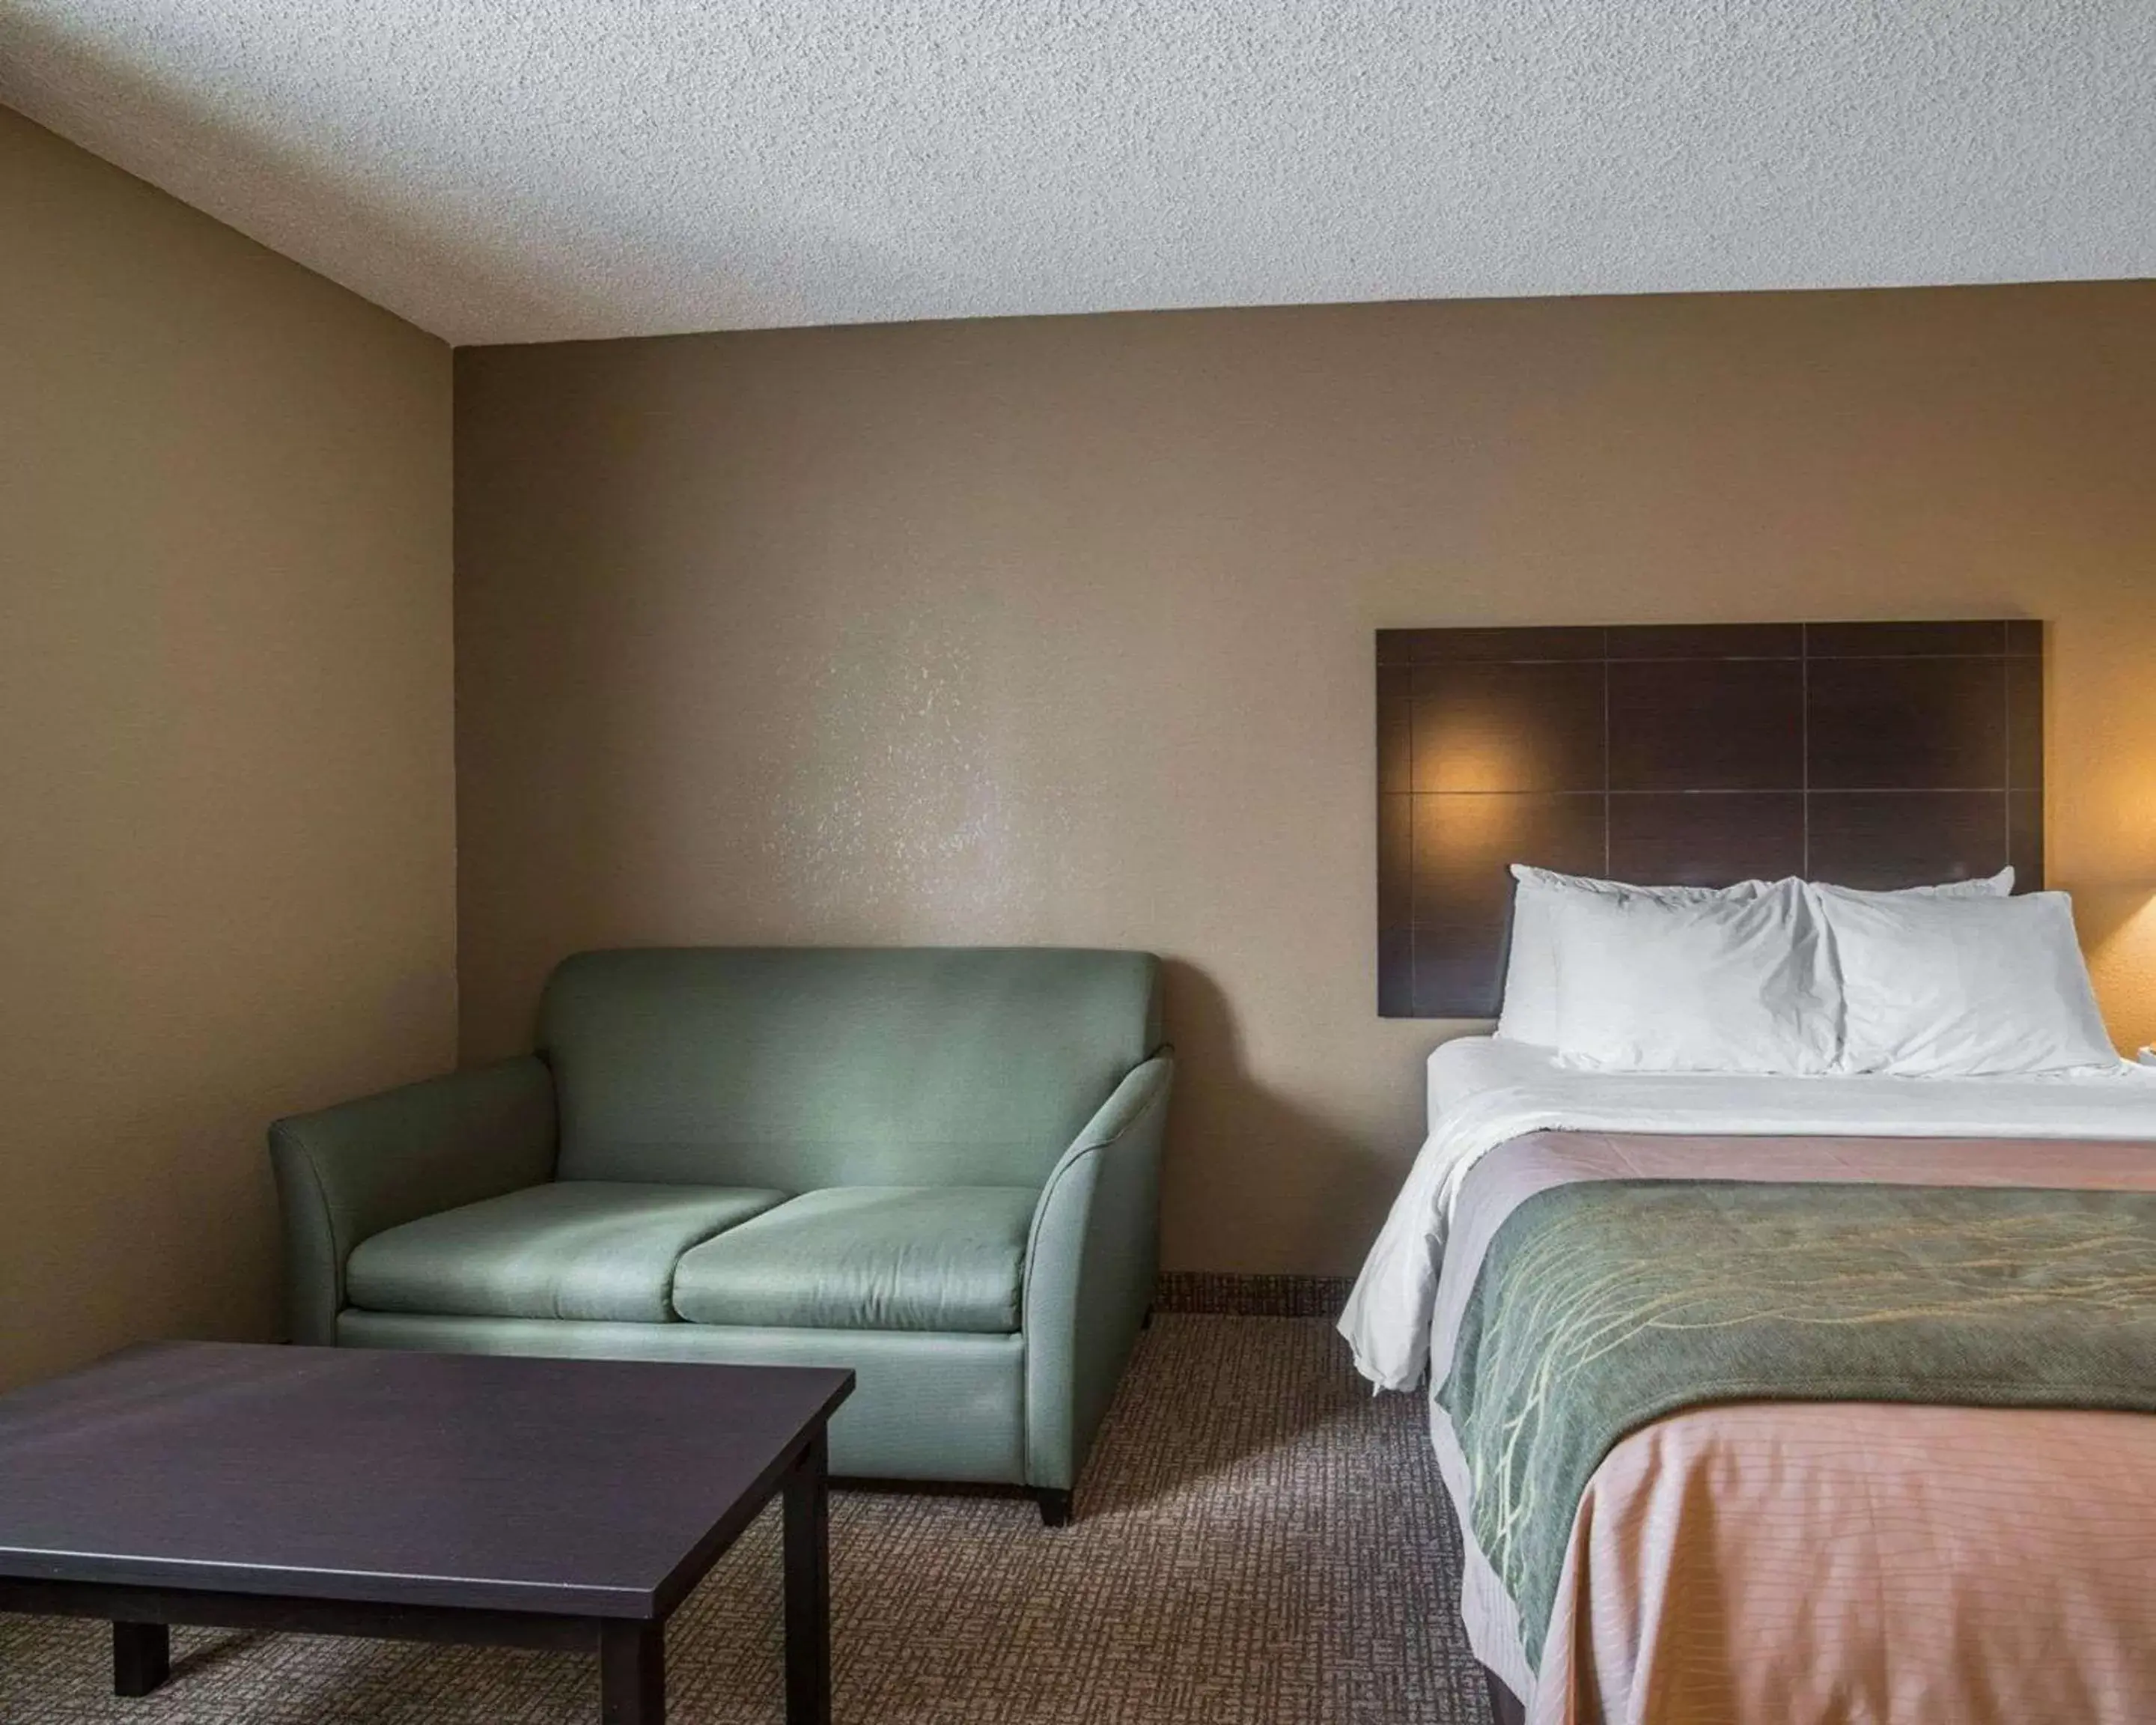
{"left": 1340, "top": 1035, "right": 2156, "bottom": 1390}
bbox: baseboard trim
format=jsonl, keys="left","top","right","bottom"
{"left": 1152, "top": 1272, "right": 1354, "bottom": 1318}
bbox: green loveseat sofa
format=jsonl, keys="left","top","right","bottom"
{"left": 269, "top": 946, "right": 1169, "bottom": 1524}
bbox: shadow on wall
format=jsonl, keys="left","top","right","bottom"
{"left": 1157, "top": 958, "right": 1407, "bottom": 1279}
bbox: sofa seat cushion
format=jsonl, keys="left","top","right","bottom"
{"left": 346, "top": 1181, "right": 788, "bottom": 1324}
{"left": 671, "top": 1186, "right": 1038, "bottom": 1333}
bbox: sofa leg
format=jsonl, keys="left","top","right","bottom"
{"left": 1033, "top": 1488, "right": 1074, "bottom": 1528}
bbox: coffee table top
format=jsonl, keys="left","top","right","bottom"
{"left": 0, "top": 1342, "right": 851, "bottom": 1620}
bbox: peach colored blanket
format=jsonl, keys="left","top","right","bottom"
{"left": 1429, "top": 1133, "right": 2156, "bottom": 1725}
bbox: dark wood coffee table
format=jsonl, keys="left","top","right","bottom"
{"left": 0, "top": 1342, "right": 853, "bottom": 1724}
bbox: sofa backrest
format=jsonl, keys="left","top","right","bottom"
{"left": 539, "top": 947, "right": 1163, "bottom": 1190}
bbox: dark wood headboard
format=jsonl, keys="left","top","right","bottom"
{"left": 1377, "top": 620, "right": 2044, "bottom": 1017}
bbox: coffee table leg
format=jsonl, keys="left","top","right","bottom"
{"left": 112, "top": 1621, "right": 169, "bottom": 1697}
{"left": 783, "top": 1427, "right": 830, "bottom": 1725}
{"left": 599, "top": 1620, "right": 663, "bottom": 1725}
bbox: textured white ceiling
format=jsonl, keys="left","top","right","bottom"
{"left": 4, "top": 2, "right": 2152, "bottom": 347}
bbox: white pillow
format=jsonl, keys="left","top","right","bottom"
{"left": 1550, "top": 879, "right": 1841, "bottom": 1074}
{"left": 1496, "top": 868, "right": 1765, "bottom": 1046}
{"left": 1809, "top": 887, "right": 2118, "bottom": 1077}
{"left": 1844, "top": 865, "right": 2016, "bottom": 901}
{"left": 1493, "top": 865, "right": 2011, "bottom": 1044}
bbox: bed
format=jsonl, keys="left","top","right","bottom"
{"left": 1359, "top": 617, "right": 2156, "bottom": 1719}
{"left": 1342, "top": 1036, "right": 2156, "bottom": 1724}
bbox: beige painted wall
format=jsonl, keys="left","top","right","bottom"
{"left": 0, "top": 107, "right": 457, "bottom": 1388}
{"left": 456, "top": 283, "right": 2156, "bottom": 1277}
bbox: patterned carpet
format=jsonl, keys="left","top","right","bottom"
{"left": 0, "top": 1316, "right": 1487, "bottom": 1724}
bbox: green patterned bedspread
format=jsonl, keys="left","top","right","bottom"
{"left": 1435, "top": 1180, "right": 2156, "bottom": 1661}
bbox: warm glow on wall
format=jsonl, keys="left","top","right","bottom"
{"left": 2074, "top": 740, "right": 2156, "bottom": 1054}
{"left": 2086, "top": 889, "right": 2156, "bottom": 1055}
{"left": 1418, "top": 725, "right": 1528, "bottom": 795}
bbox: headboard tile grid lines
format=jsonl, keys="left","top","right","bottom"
{"left": 1376, "top": 620, "right": 2043, "bottom": 1017}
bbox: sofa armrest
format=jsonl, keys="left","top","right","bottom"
{"left": 268, "top": 1057, "right": 558, "bottom": 1345}
{"left": 1020, "top": 1052, "right": 1174, "bottom": 1491}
